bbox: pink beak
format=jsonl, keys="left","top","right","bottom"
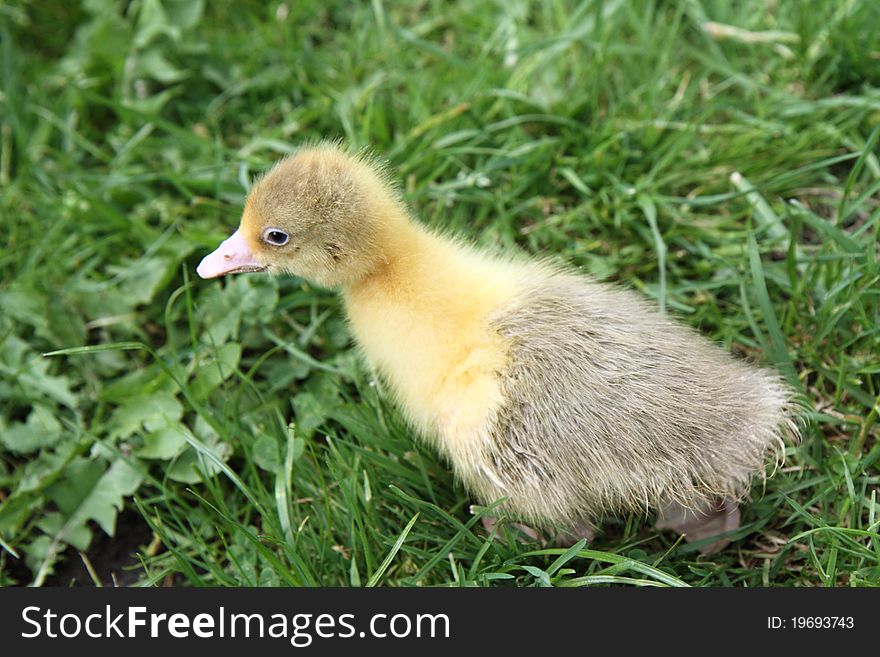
{"left": 197, "top": 229, "right": 266, "bottom": 279}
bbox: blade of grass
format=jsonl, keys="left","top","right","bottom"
{"left": 366, "top": 513, "right": 419, "bottom": 587}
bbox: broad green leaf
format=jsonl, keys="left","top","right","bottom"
{"left": 253, "top": 434, "right": 281, "bottom": 473}
{"left": 167, "top": 436, "right": 232, "bottom": 484}
{"left": 291, "top": 391, "right": 329, "bottom": 437}
{"left": 15, "top": 442, "right": 80, "bottom": 494}
{"left": 1, "top": 336, "right": 77, "bottom": 408}
{"left": 134, "top": 0, "right": 180, "bottom": 48}
{"left": 114, "top": 256, "right": 176, "bottom": 306}
{"left": 136, "top": 425, "right": 189, "bottom": 459}
{"left": 37, "top": 512, "right": 92, "bottom": 552}
{"left": 133, "top": 48, "right": 188, "bottom": 84}
{"left": 0, "top": 287, "right": 52, "bottom": 341}
{"left": 47, "top": 458, "right": 106, "bottom": 518}
{"left": 165, "top": 0, "right": 204, "bottom": 30}
{"left": 100, "top": 363, "right": 173, "bottom": 402}
{"left": 191, "top": 342, "right": 242, "bottom": 399}
{"left": 20, "top": 359, "right": 78, "bottom": 409}
{"left": 61, "top": 458, "right": 144, "bottom": 537}
{"left": 107, "top": 390, "right": 183, "bottom": 440}
{"left": 0, "top": 405, "right": 63, "bottom": 454}
{"left": 235, "top": 276, "right": 280, "bottom": 326}
{"left": 33, "top": 457, "right": 145, "bottom": 584}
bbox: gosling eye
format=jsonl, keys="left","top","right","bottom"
{"left": 262, "top": 227, "right": 290, "bottom": 246}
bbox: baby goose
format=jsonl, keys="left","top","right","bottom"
{"left": 198, "top": 144, "right": 800, "bottom": 553}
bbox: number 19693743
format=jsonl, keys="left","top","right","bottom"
{"left": 768, "top": 617, "right": 854, "bottom": 630}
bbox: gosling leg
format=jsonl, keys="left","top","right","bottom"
{"left": 655, "top": 497, "right": 741, "bottom": 555}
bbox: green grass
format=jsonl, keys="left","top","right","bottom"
{"left": 1, "top": 0, "right": 879, "bottom": 587}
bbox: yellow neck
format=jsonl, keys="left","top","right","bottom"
{"left": 340, "top": 217, "right": 520, "bottom": 439}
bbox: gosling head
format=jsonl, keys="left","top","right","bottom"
{"left": 197, "top": 144, "right": 403, "bottom": 288}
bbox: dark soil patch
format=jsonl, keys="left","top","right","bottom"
{"left": 43, "top": 509, "right": 154, "bottom": 587}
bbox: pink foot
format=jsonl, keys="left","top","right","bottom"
{"left": 655, "top": 498, "right": 741, "bottom": 555}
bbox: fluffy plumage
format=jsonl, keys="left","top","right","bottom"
{"left": 198, "top": 142, "right": 801, "bottom": 550}
{"left": 483, "top": 273, "right": 796, "bottom": 527}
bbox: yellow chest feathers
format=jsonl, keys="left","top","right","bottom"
{"left": 342, "top": 233, "right": 521, "bottom": 452}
